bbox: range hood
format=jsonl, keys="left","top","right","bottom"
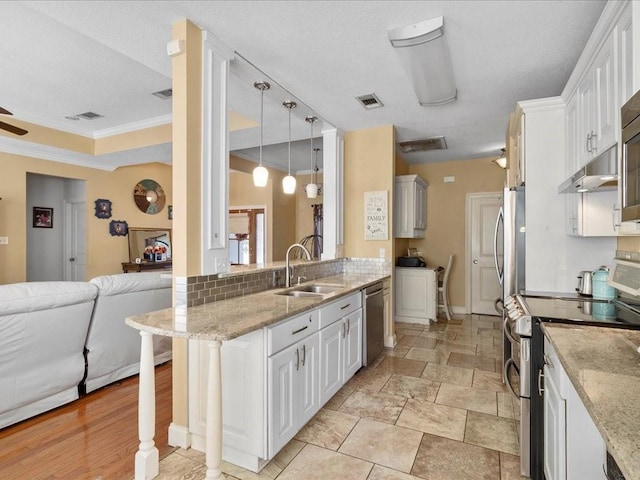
{"left": 558, "top": 145, "right": 618, "bottom": 193}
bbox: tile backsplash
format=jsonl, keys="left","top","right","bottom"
{"left": 175, "top": 257, "right": 391, "bottom": 308}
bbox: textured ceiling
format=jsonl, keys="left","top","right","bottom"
{"left": 1, "top": 0, "right": 607, "bottom": 170}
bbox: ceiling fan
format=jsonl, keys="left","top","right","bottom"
{"left": 0, "top": 107, "right": 28, "bottom": 136}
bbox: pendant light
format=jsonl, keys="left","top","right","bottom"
{"left": 253, "top": 81, "right": 270, "bottom": 187}
{"left": 305, "top": 115, "right": 318, "bottom": 199}
{"left": 282, "top": 100, "right": 297, "bottom": 194}
{"left": 313, "top": 147, "right": 322, "bottom": 195}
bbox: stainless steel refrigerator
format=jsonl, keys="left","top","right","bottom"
{"left": 494, "top": 185, "right": 527, "bottom": 473}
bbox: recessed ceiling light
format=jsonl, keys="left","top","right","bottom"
{"left": 152, "top": 88, "right": 173, "bottom": 100}
{"left": 600, "top": 175, "right": 616, "bottom": 181}
{"left": 76, "top": 111, "right": 103, "bottom": 120}
{"left": 577, "top": 188, "right": 588, "bottom": 193}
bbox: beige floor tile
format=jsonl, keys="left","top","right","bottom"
{"left": 498, "top": 392, "right": 516, "bottom": 420}
{"left": 324, "top": 384, "right": 356, "bottom": 410}
{"left": 338, "top": 418, "right": 422, "bottom": 473}
{"left": 420, "top": 330, "right": 457, "bottom": 341}
{"left": 405, "top": 346, "right": 449, "bottom": 364}
{"left": 396, "top": 327, "right": 423, "bottom": 337}
{"left": 277, "top": 444, "right": 373, "bottom": 480}
{"left": 436, "top": 383, "right": 497, "bottom": 415}
{"left": 218, "top": 439, "right": 305, "bottom": 480}
{"left": 396, "top": 397, "right": 467, "bottom": 441}
{"left": 382, "top": 345, "right": 410, "bottom": 358}
{"left": 500, "top": 452, "right": 528, "bottom": 480}
{"left": 421, "top": 362, "right": 473, "bottom": 387}
{"left": 476, "top": 343, "right": 503, "bottom": 359}
{"left": 339, "top": 389, "right": 407, "bottom": 424}
{"left": 380, "top": 374, "right": 440, "bottom": 401}
{"left": 397, "top": 335, "right": 418, "bottom": 347}
{"left": 447, "top": 351, "right": 496, "bottom": 372}
{"left": 344, "top": 368, "right": 392, "bottom": 393}
{"left": 157, "top": 451, "right": 208, "bottom": 480}
{"left": 409, "top": 336, "right": 437, "bottom": 349}
{"left": 464, "top": 411, "right": 519, "bottom": 455}
{"left": 367, "top": 465, "right": 424, "bottom": 480}
{"left": 411, "top": 433, "right": 500, "bottom": 480}
{"left": 436, "top": 339, "right": 478, "bottom": 355}
{"left": 454, "top": 333, "right": 495, "bottom": 345}
{"left": 396, "top": 322, "right": 426, "bottom": 330}
{"left": 375, "top": 356, "right": 427, "bottom": 378}
{"left": 473, "top": 370, "right": 508, "bottom": 393}
{"left": 294, "top": 408, "right": 359, "bottom": 450}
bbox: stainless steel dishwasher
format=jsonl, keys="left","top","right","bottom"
{"left": 362, "top": 282, "right": 384, "bottom": 366}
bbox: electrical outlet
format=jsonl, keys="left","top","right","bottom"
{"left": 0, "top": 236, "right": 8, "bottom": 245}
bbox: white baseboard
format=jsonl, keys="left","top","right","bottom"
{"left": 168, "top": 423, "right": 191, "bottom": 449}
{"left": 384, "top": 334, "right": 396, "bottom": 348}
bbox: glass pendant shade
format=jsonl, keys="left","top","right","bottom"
{"left": 306, "top": 183, "right": 318, "bottom": 198}
{"left": 253, "top": 80, "right": 270, "bottom": 187}
{"left": 253, "top": 165, "right": 269, "bottom": 187}
{"left": 283, "top": 174, "right": 296, "bottom": 194}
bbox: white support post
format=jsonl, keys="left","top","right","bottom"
{"left": 205, "top": 340, "right": 223, "bottom": 479}
{"left": 135, "top": 331, "right": 159, "bottom": 479}
{"left": 321, "top": 127, "right": 345, "bottom": 260}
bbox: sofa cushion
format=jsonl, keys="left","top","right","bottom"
{"left": 0, "top": 282, "right": 98, "bottom": 315}
{"left": 89, "top": 272, "right": 171, "bottom": 296}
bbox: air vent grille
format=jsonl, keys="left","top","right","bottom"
{"left": 398, "top": 136, "right": 448, "bottom": 153}
{"left": 152, "top": 88, "right": 173, "bottom": 100}
{"left": 356, "top": 93, "right": 384, "bottom": 110}
{"left": 76, "top": 111, "right": 103, "bottom": 120}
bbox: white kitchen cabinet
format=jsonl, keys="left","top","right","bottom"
{"left": 565, "top": 191, "right": 618, "bottom": 237}
{"left": 565, "top": 94, "right": 579, "bottom": 178}
{"left": 394, "top": 267, "right": 437, "bottom": 324}
{"left": 268, "top": 331, "right": 319, "bottom": 457}
{"left": 382, "top": 279, "right": 393, "bottom": 347}
{"left": 394, "top": 174, "right": 428, "bottom": 238}
{"left": 318, "top": 293, "right": 363, "bottom": 405}
{"left": 543, "top": 339, "right": 567, "bottom": 480}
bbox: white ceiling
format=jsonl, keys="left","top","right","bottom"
{"left": 1, "top": 0, "right": 606, "bottom": 171}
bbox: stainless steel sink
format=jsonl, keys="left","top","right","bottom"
{"left": 276, "top": 283, "right": 344, "bottom": 298}
{"left": 279, "top": 290, "right": 326, "bottom": 298}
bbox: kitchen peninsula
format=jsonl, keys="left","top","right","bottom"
{"left": 126, "top": 266, "right": 389, "bottom": 479}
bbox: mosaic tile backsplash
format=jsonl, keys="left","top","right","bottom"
{"left": 175, "top": 257, "right": 391, "bottom": 308}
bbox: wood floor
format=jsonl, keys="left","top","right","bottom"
{"left": 0, "top": 362, "right": 175, "bottom": 480}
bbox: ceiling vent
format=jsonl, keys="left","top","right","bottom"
{"left": 356, "top": 93, "right": 384, "bottom": 110}
{"left": 398, "top": 136, "right": 448, "bottom": 153}
{"left": 152, "top": 88, "right": 173, "bottom": 100}
{"left": 76, "top": 111, "right": 103, "bottom": 120}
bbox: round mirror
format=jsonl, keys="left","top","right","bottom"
{"left": 134, "top": 179, "right": 165, "bottom": 214}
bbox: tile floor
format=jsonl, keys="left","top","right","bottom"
{"left": 152, "top": 314, "right": 528, "bottom": 479}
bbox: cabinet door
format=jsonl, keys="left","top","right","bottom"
{"left": 394, "top": 180, "right": 412, "bottom": 238}
{"left": 424, "top": 269, "right": 437, "bottom": 321}
{"left": 319, "top": 320, "right": 344, "bottom": 405}
{"left": 344, "top": 309, "right": 363, "bottom": 381}
{"left": 582, "top": 190, "right": 617, "bottom": 237}
{"left": 543, "top": 364, "right": 566, "bottom": 480}
{"left": 395, "top": 268, "right": 429, "bottom": 319}
{"left": 565, "top": 194, "right": 582, "bottom": 236}
{"left": 594, "top": 29, "right": 617, "bottom": 154}
{"left": 268, "top": 342, "right": 297, "bottom": 458}
{"left": 578, "top": 73, "right": 596, "bottom": 166}
{"left": 297, "top": 332, "right": 320, "bottom": 427}
{"left": 414, "top": 182, "right": 427, "bottom": 230}
{"left": 565, "top": 94, "right": 579, "bottom": 177}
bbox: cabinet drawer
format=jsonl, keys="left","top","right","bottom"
{"left": 319, "top": 292, "right": 362, "bottom": 328}
{"left": 544, "top": 337, "right": 567, "bottom": 399}
{"left": 268, "top": 310, "right": 319, "bottom": 356}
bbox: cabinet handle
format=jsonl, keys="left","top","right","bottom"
{"left": 346, "top": 318, "right": 350, "bottom": 334}
{"left": 586, "top": 133, "right": 592, "bottom": 153}
{"left": 343, "top": 321, "right": 347, "bottom": 338}
{"left": 301, "top": 344, "right": 306, "bottom": 367}
{"left": 292, "top": 325, "right": 308, "bottom": 335}
{"left": 591, "top": 130, "right": 597, "bottom": 153}
{"left": 295, "top": 348, "right": 300, "bottom": 371}
{"left": 340, "top": 303, "right": 351, "bottom": 310}
{"left": 538, "top": 369, "right": 545, "bottom": 396}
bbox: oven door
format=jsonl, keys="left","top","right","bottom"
{"left": 622, "top": 108, "right": 640, "bottom": 222}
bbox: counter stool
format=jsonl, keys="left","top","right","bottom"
{"left": 437, "top": 254, "right": 454, "bottom": 321}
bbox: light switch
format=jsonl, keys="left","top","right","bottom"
{"left": 0, "top": 236, "right": 7, "bottom": 245}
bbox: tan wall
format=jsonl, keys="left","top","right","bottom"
{"left": 270, "top": 169, "right": 297, "bottom": 261}
{"left": 394, "top": 153, "right": 411, "bottom": 259}
{"left": 0, "top": 152, "right": 172, "bottom": 284}
{"left": 344, "top": 125, "right": 395, "bottom": 259}
{"left": 406, "top": 157, "right": 506, "bottom": 308}
{"left": 618, "top": 236, "right": 640, "bottom": 252}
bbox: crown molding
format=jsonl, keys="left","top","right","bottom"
{"left": 92, "top": 114, "right": 173, "bottom": 138}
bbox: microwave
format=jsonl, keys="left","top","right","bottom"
{"left": 621, "top": 89, "right": 640, "bottom": 222}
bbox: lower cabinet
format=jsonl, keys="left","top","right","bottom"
{"left": 268, "top": 332, "right": 319, "bottom": 458}
{"left": 395, "top": 267, "right": 437, "bottom": 324}
{"left": 543, "top": 337, "right": 607, "bottom": 480}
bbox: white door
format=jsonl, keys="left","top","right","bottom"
{"left": 268, "top": 343, "right": 296, "bottom": 458}
{"left": 64, "top": 201, "right": 86, "bottom": 281}
{"left": 469, "top": 193, "right": 502, "bottom": 315}
{"left": 319, "top": 321, "right": 344, "bottom": 405}
{"left": 343, "top": 310, "right": 362, "bottom": 381}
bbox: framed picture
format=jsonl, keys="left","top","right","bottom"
{"left": 109, "top": 220, "right": 128, "bottom": 236}
{"left": 94, "top": 199, "right": 112, "bottom": 219}
{"left": 33, "top": 207, "right": 53, "bottom": 228}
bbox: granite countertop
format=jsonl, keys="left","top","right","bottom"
{"left": 542, "top": 323, "right": 640, "bottom": 479}
{"left": 125, "top": 272, "right": 389, "bottom": 342}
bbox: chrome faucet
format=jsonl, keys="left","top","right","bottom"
{"left": 285, "top": 243, "right": 311, "bottom": 288}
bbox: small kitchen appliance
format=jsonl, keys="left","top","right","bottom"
{"left": 592, "top": 266, "right": 617, "bottom": 299}
{"left": 576, "top": 270, "right": 593, "bottom": 296}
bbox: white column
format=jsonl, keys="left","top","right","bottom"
{"left": 135, "top": 331, "right": 159, "bottom": 479}
{"left": 321, "top": 127, "right": 345, "bottom": 260}
{"left": 205, "top": 340, "right": 223, "bottom": 479}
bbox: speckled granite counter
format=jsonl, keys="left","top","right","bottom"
{"left": 125, "top": 273, "right": 388, "bottom": 341}
{"left": 542, "top": 324, "right": 640, "bottom": 480}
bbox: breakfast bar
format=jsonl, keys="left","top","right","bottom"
{"left": 125, "top": 272, "right": 388, "bottom": 479}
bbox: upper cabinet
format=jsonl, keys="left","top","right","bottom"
{"left": 394, "top": 174, "right": 428, "bottom": 238}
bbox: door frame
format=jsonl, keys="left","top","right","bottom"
{"left": 229, "top": 204, "right": 267, "bottom": 265}
{"left": 465, "top": 191, "right": 502, "bottom": 314}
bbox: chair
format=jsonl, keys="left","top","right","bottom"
{"left": 437, "top": 254, "right": 454, "bottom": 321}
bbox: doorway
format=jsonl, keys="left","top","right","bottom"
{"left": 228, "top": 207, "right": 266, "bottom": 265}
{"left": 466, "top": 192, "right": 502, "bottom": 315}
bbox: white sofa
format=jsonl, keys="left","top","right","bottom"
{"left": 0, "top": 282, "right": 98, "bottom": 429}
{"left": 84, "top": 272, "right": 172, "bottom": 393}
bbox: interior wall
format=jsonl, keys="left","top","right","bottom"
{"left": 295, "top": 172, "right": 323, "bottom": 245}
{"left": 394, "top": 153, "right": 411, "bottom": 259}
{"left": 343, "top": 125, "right": 395, "bottom": 260}
{"left": 271, "top": 169, "right": 297, "bottom": 261}
{"left": 618, "top": 236, "right": 640, "bottom": 252}
{"left": 0, "top": 152, "right": 172, "bottom": 285}
{"left": 407, "top": 157, "right": 506, "bottom": 309}
{"left": 26, "top": 174, "right": 65, "bottom": 281}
